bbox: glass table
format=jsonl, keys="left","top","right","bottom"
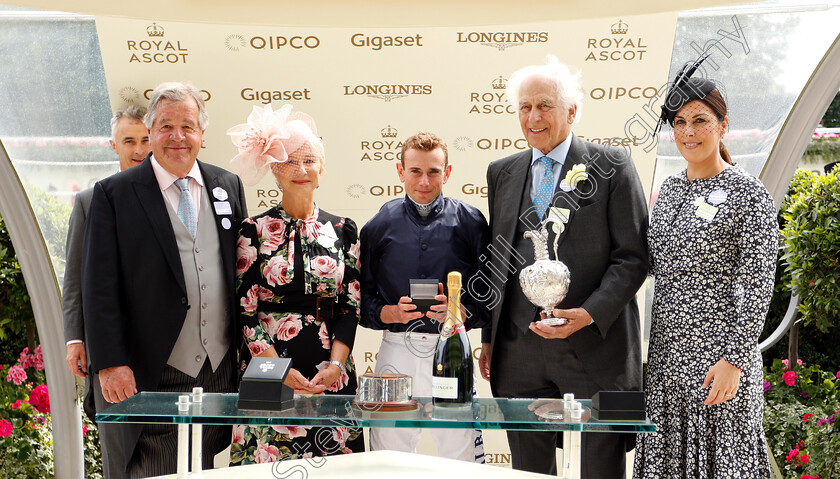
{"left": 98, "top": 392, "right": 655, "bottom": 479}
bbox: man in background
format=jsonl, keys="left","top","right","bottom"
{"left": 63, "top": 105, "right": 149, "bottom": 479}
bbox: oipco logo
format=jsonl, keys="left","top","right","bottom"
{"left": 225, "top": 32, "right": 321, "bottom": 51}
{"left": 350, "top": 33, "right": 424, "bottom": 51}
{"left": 359, "top": 125, "right": 404, "bottom": 161}
{"left": 468, "top": 76, "right": 514, "bottom": 115}
{"left": 126, "top": 22, "right": 190, "bottom": 64}
{"left": 474, "top": 138, "right": 529, "bottom": 151}
{"left": 585, "top": 20, "right": 648, "bottom": 62}
{"left": 240, "top": 87, "right": 312, "bottom": 104}
{"left": 343, "top": 84, "right": 432, "bottom": 102}
{"left": 452, "top": 136, "right": 473, "bottom": 152}
{"left": 588, "top": 86, "right": 660, "bottom": 101}
{"left": 119, "top": 87, "right": 142, "bottom": 104}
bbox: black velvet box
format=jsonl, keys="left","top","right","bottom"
{"left": 590, "top": 391, "right": 646, "bottom": 421}
{"left": 237, "top": 357, "right": 295, "bottom": 411}
{"left": 410, "top": 278, "right": 439, "bottom": 315}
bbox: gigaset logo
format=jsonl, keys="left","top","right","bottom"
{"left": 127, "top": 23, "right": 189, "bottom": 64}
{"left": 585, "top": 20, "right": 648, "bottom": 62}
{"left": 455, "top": 31, "right": 548, "bottom": 51}
{"left": 240, "top": 87, "right": 312, "bottom": 104}
{"left": 350, "top": 33, "right": 424, "bottom": 51}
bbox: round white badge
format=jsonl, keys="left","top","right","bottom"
{"left": 708, "top": 189, "right": 728, "bottom": 205}
{"left": 221, "top": 218, "right": 232, "bottom": 230}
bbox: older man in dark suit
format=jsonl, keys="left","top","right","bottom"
{"left": 83, "top": 82, "right": 246, "bottom": 477}
{"left": 478, "top": 57, "right": 648, "bottom": 478}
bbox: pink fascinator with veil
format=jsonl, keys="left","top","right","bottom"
{"left": 227, "top": 104, "right": 318, "bottom": 186}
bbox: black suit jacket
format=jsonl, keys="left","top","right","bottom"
{"left": 485, "top": 135, "right": 648, "bottom": 392}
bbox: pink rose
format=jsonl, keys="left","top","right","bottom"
{"left": 231, "top": 425, "right": 246, "bottom": 444}
{"left": 348, "top": 240, "right": 360, "bottom": 262}
{"left": 263, "top": 256, "right": 292, "bottom": 287}
{"left": 271, "top": 425, "right": 309, "bottom": 439}
{"left": 28, "top": 384, "right": 49, "bottom": 413}
{"left": 258, "top": 312, "right": 281, "bottom": 338}
{"left": 312, "top": 256, "right": 343, "bottom": 280}
{"left": 319, "top": 323, "right": 330, "bottom": 350}
{"left": 258, "top": 287, "right": 274, "bottom": 301}
{"left": 241, "top": 285, "right": 259, "bottom": 312}
{"left": 305, "top": 314, "right": 316, "bottom": 325}
{"left": 254, "top": 441, "right": 280, "bottom": 464}
{"left": 316, "top": 360, "right": 349, "bottom": 393}
{"left": 836, "top": 370, "right": 840, "bottom": 380}
{"left": 348, "top": 280, "right": 361, "bottom": 304}
{"left": 18, "top": 347, "right": 33, "bottom": 369}
{"left": 247, "top": 339, "right": 271, "bottom": 357}
{"left": 31, "top": 345, "right": 44, "bottom": 372}
{"left": 299, "top": 219, "right": 320, "bottom": 243}
{"left": 236, "top": 237, "right": 258, "bottom": 276}
{"left": 82, "top": 424, "right": 88, "bottom": 438}
{"left": 0, "top": 419, "right": 13, "bottom": 438}
{"left": 783, "top": 370, "right": 797, "bottom": 386}
{"left": 242, "top": 325, "right": 256, "bottom": 341}
{"left": 6, "top": 364, "right": 27, "bottom": 385}
{"left": 782, "top": 359, "right": 789, "bottom": 369}
{"left": 332, "top": 427, "right": 350, "bottom": 447}
{"left": 256, "top": 217, "right": 286, "bottom": 254}
{"left": 276, "top": 314, "right": 303, "bottom": 341}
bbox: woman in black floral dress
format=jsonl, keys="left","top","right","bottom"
{"left": 633, "top": 76, "right": 777, "bottom": 478}
{"left": 227, "top": 104, "right": 363, "bottom": 465}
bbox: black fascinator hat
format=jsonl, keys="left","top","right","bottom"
{"left": 657, "top": 53, "right": 721, "bottom": 130}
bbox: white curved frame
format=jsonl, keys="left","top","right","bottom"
{"left": 0, "top": 142, "right": 83, "bottom": 478}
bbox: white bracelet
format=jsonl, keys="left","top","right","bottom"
{"left": 329, "top": 360, "right": 346, "bottom": 374}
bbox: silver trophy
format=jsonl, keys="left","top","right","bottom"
{"left": 519, "top": 217, "right": 571, "bottom": 326}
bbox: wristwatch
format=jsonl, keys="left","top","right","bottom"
{"left": 329, "top": 360, "right": 346, "bottom": 374}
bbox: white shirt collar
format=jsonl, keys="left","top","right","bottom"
{"left": 150, "top": 155, "right": 204, "bottom": 191}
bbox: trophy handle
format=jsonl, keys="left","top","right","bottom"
{"left": 541, "top": 217, "right": 563, "bottom": 260}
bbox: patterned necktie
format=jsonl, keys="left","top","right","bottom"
{"left": 533, "top": 156, "right": 555, "bottom": 220}
{"left": 175, "top": 177, "right": 197, "bottom": 238}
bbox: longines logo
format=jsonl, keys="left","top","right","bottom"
{"left": 350, "top": 33, "right": 423, "bottom": 51}
{"left": 585, "top": 20, "right": 648, "bottom": 62}
{"left": 119, "top": 86, "right": 212, "bottom": 103}
{"left": 225, "top": 32, "right": 320, "bottom": 51}
{"left": 589, "top": 86, "right": 659, "bottom": 101}
{"left": 359, "top": 125, "right": 404, "bottom": 161}
{"left": 241, "top": 87, "right": 312, "bottom": 104}
{"left": 468, "top": 76, "right": 514, "bottom": 115}
{"left": 343, "top": 84, "right": 432, "bottom": 102}
{"left": 127, "top": 23, "right": 189, "bottom": 64}
{"left": 456, "top": 31, "right": 548, "bottom": 51}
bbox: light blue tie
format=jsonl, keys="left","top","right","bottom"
{"left": 175, "top": 177, "right": 197, "bottom": 238}
{"left": 533, "top": 156, "right": 555, "bottom": 221}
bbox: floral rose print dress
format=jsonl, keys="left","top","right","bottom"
{"left": 633, "top": 165, "right": 778, "bottom": 478}
{"left": 230, "top": 204, "right": 364, "bottom": 465}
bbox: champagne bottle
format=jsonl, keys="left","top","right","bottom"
{"left": 432, "top": 271, "right": 473, "bottom": 407}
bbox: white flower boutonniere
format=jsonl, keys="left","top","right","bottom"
{"left": 559, "top": 163, "right": 589, "bottom": 192}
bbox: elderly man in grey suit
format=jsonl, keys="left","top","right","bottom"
{"left": 478, "top": 57, "right": 648, "bottom": 478}
{"left": 63, "top": 105, "right": 149, "bottom": 479}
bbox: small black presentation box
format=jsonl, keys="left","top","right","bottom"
{"left": 409, "top": 279, "right": 439, "bottom": 315}
{"left": 591, "top": 391, "right": 646, "bottom": 421}
{"left": 237, "top": 357, "right": 295, "bottom": 411}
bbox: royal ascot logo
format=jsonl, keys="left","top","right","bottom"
{"left": 346, "top": 184, "right": 366, "bottom": 199}
{"left": 350, "top": 33, "right": 424, "bottom": 51}
{"left": 240, "top": 87, "right": 312, "bottom": 104}
{"left": 589, "top": 86, "right": 660, "bottom": 101}
{"left": 225, "top": 34, "right": 246, "bottom": 52}
{"left": 119, "top": 87, "right": 141, "bottom": 104}
{"left": 359, "top": 125, "right": 404, "bottom": 161}
{"left": 453, "top": 136, "right": 473, "bottom": 151}
{"left": 468, "top": 76, "right": 514, "bottom": 115}
{"left": 225, "top": 32, "right": 321, "bottom": 51}
{"left": 126, "top": 22, "right": 190, "bottom": 64}
{"left": 343, "top": 84, "right": 432, "bottom": 102}
{"left": 585, "top": 20, "right": 647, "bottom": 62}
{"left": 455, "top": 31, "right": 548, "bottom": 51}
